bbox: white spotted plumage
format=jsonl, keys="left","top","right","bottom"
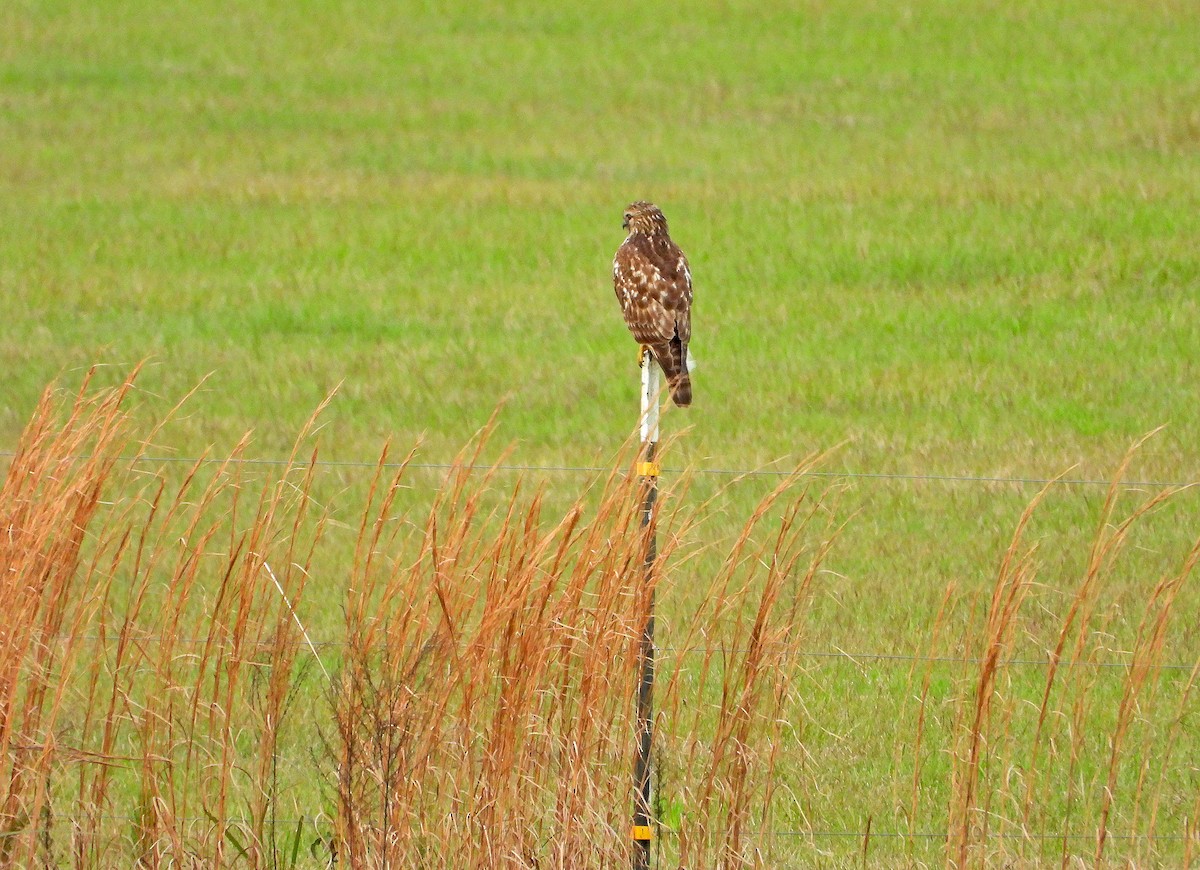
{"left": 611, "top": 201, "right": 694, "bottom": 407}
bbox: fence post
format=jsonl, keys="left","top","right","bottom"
{"left": 632, "top": 348, "right": 659, "bottom": 870}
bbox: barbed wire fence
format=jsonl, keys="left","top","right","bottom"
{"left": 6, "top": 448, "right": 1200, "bottom": 857}
{"left": 5, "top": 815, "right": 1194, "bottom": 844}
{"left": 4, "top": 449, "right": 1198, "bottom": 489}
{"left": 33, "top": 633, "right": 1200, "bottom": 673}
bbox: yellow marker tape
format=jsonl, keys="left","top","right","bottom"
{"left": 631, "top": 825, "right": 654, "bottom": 841}
{"left": 637, "top": 462, "right": 660, "bottom": 478}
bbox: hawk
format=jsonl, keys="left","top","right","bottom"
{"left": 612, "top": 201, "right": 693, "bottom": 407}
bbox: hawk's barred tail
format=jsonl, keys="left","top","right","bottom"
{"left": 672, "top": 372, "right": 692, "bottom": 407}
{"left": 658, "top": 338, "right": 692, "bottom": 407}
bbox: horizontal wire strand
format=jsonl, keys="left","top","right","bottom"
{"left": 41, "top": 633, "right": 1200, "bottom": 673}
{"left": 12, "top": 816, "right": 1192, "bottom": 843}
{"left": 1, "top": 449, "right": 1196, "bottom": 489}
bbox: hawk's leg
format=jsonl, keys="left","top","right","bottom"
{"left": 638, "top": 345, "right": 651, "bottom": 367}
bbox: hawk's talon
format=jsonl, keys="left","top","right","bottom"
{"left": 638, "top": 345, "right": 651, "bottom": 367}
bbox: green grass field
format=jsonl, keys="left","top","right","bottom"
{"left": 3, "top": 0, "right": 1200, "bottom": 865}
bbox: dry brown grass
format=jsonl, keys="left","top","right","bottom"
{"left": 934, "top": 440, "right": 1200, "bottom": 868}
{"left": 0, "top": 369, "right": 333, "bottom": 867}
{"left": 3, "top": 371, "right": 1199, "bottom": 868}
{"left": 0, "top": 371, "right": 840, "bottom": 868}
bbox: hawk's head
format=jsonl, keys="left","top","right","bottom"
{"left": 622, "top": 201, "right": 668, "bottom": 236}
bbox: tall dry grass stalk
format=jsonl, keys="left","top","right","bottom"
{"left": 939, "top": 436, "right": 1200, "bottom": 869}
{"left": 946, "top": 478, "right": 1054, "bottom": 867}
{"left": 1, "top": 369, "right": 329, "bottom": 866}
{"left": 0, "top": 368, "right": 138, "bottom": 862}
{"left": 656, "top": 473, "right": 842, "bottom": 867}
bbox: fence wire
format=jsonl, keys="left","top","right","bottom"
{"left": 43, "top": 633, "right": 1200, "bottom": 674}
{"left": 2, "top": 449, "right": 1198, "bottom": 490}
{"left": 12, "top": 815, "right": 1195, "bottom": 844}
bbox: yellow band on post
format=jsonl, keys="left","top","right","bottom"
{"left": 637, "top": 462, "right": 660, "bottom": 478}
{"left": 631, "top": 825, "right": 653, "bottom": 841}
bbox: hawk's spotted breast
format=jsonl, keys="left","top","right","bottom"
{"left": 612, "top": 201, "right": 693, "bottom": 407}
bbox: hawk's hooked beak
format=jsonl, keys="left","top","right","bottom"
{"left": 622, "top": 217, "right": 629, "bottom": 230}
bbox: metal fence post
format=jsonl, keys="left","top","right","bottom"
{"left": 632, "top": 348, "right": 659, "bottom": 870}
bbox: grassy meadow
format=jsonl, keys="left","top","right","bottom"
{"left": 2, "top": 0, "right": 1200, "bottom": 865}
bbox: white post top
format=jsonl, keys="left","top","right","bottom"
{"left": 640, "top": 349, "right": 660, "bottom": 445}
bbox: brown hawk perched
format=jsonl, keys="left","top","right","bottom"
{"left": 612, "top": 201, "right": 693, "bottom": 407}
